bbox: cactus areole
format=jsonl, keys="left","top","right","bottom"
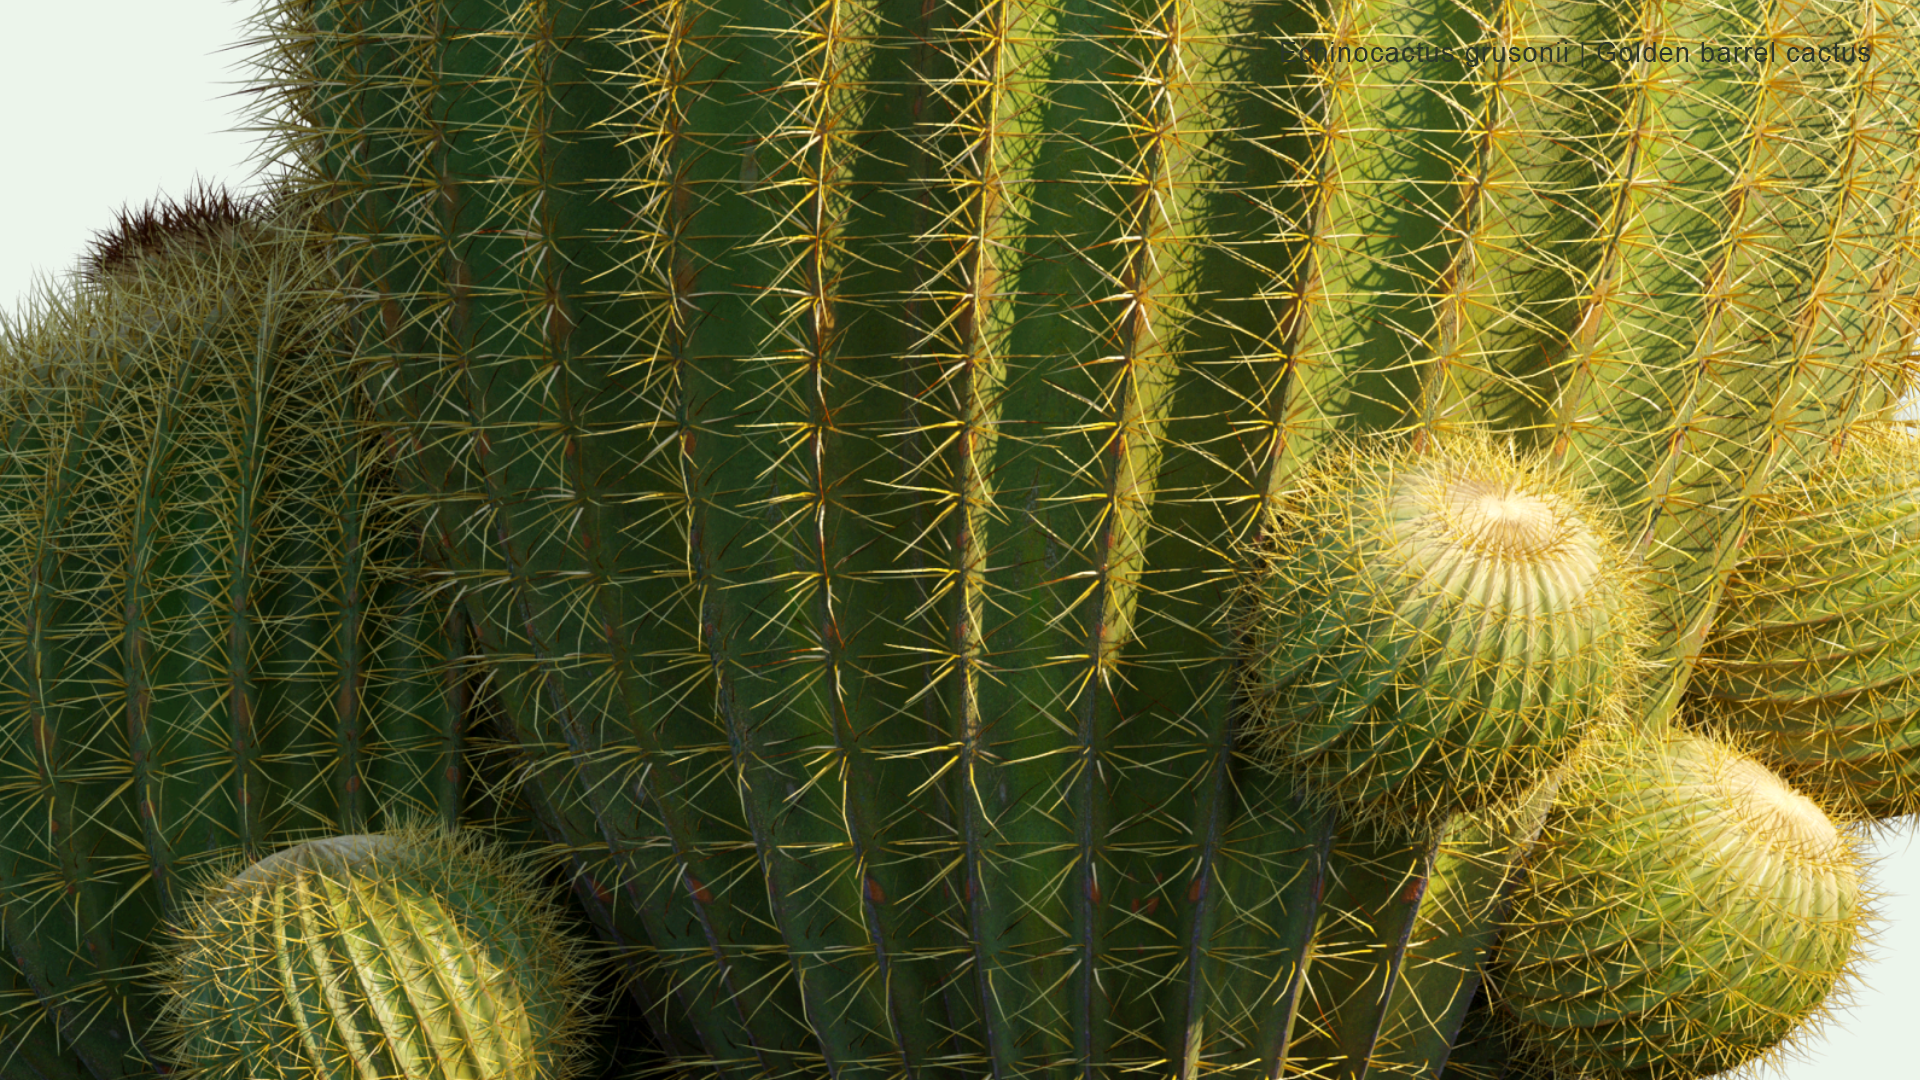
{"left": 157, "top": 825, "right": 595, "bottom": 1080}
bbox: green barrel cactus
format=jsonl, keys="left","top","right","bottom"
{"left": 226, "top": 0, "right": 1920, "bottom": 1075}
{"left": 0, "top": 187, "right": 468, "bottom": 1077}
{"left": 157, "top": 821, "right": 597, "bottom": 1080}
{"left": 1485, "top": 726, "right": 1868, "bottom": 1080}
{"left": 1693, "top": 427, "right": 1920, "bottom": 820}
{"left": 1251, "top": 436, "right": 1647, "bottom": 825}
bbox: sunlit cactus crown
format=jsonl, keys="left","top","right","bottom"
{"left": 1489, "top": 726, "right": 1869, "bottom": 1080}
{"left": 157, "top": 822, "right": 597, "bottom": 1080}
{"left": 1251, "top": 436, "right": 1649, "bottom": 825}
{"left": 1694, "top": 426, "right": 1920, "bottom": 821}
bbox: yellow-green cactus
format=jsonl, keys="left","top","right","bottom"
{"left": 1250, "top": 437, "right": 1648, "bottom": 826}
{"left": 156, "top": 822, "right": 598, "bottom": 1080}
{"left": 1489, "top": 726, "right": 1869, "bottom": 1080}
{"left": 1694, "top": 427, "right": 1920, "bottom": 820}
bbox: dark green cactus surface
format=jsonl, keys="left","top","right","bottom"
{"left": 244, "top": 0, "right": 1920, "bottom": 1076}
{"left": 0, "top": 193, "right": 468, "bottom": 1077}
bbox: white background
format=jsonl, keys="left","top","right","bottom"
{"left": 0, "top": 3, "right": 1912, "bottom": 1076}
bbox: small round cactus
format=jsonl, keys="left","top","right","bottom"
{"left": 1249, "top": 436, "right": 1648, "bottom": 825}
{"left": 1490, "top": 726, "right": 1869, "bottom": 1080}
{"left": 1693, "top": 426, "right": 1920, "bottom": 821}
{"left": 156, "top": 822, "right": 598, "bottom": 1080}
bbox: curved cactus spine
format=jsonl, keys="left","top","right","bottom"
{"left": 1486, "top": 727, "right": 1870, "bottom": 1080}
{"left": 156, "top": 822, "right": 598, "bottom": 1080}
{"left": 1693, "top": 427, "right": 1920, "bottom": 820}
{"left": 0, "top": 190, "right": 468, "bottom": 1075}
{"left": 251, "top": 0, "right": 1920, "bottom": 1076}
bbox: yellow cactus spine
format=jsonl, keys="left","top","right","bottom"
{"left": 156, "top": 822, "right": 598, "bottom": 1080}
{"left": 1250, "top": 436, "right": 1650, "bottom": 826}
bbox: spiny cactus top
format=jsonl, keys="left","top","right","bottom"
{"left": 1251, "top": 436, "right": 1647, "bottom": 825}
{"left": 78, "top": 181, "right": 275, "bottom": 287}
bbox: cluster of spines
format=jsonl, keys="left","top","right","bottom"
{"left": 1693, "top": 426, "right": 1920, "bottom": 821}
{"left": 1487, "top": 726, "right": 1870, "bottom": 1080}
{"left": 1249, "top": 436, "right": 1649, "bottom": 827}
{"left": 78, "top": 180, "right": 274, "bottom": 286}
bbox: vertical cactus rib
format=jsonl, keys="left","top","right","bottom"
{"left": 123, "top": 324, "right": 217, "bottom": 925}
{"left": 0, "top": 367, "right": 135, "bottom": 1079}
{"left": 666, "top": 0, "right": 974, "bottom": 1070}
{"left": 1408, "top": 0, "right": 1626, "bottom": 439}
{"left": 1546, "top": 0, "right": 1897, "bottom": 708}
{"left": 1781, "top": 0, "right": 1920, "bottom": 456}
{"left": 909, "top": 0, "right": 1047, "bottom": 1073}
{"left": 1367, "top": 778, "right": 1559, "bottom": 1078}
{"left": 1011, "top": 0, "right": 1212, "bottom": 1070}
{"left": 1261, "top": 0, "right": 1484, "bottom": 464}
{"left": 1289, "top": 826, "right": 1440, "bottom": 1080}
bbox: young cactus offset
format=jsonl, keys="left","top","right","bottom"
{"left": 1693, "top": 426, "right": 1920, "bottom": 821}
{"left": 157, "top": 822, "right": 598, "bottom": 1080}
{"left": 1252, "top": 437, "right": 1647, "bottom": 825}
{"left": 1487, "top": 726, "right": 1870, "bottom": 1080}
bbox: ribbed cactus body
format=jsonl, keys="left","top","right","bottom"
{"left": 158, "top": 824, "right": 594, "bottom": 1080}
{"left": 0, "top": 195, "right": 466, "bottom": 1076}
{"left": 1694, "top": 428, "right": 1920, "bottom": 820}
{"left": 1489, "top": 728, "right": 1867, "bottom": 1080}
{"left": 258, "top": 0, "right": 1920, "bottom": 1075}
{"left": 1253, "top": 439, "right": 1646, "bottom": 823}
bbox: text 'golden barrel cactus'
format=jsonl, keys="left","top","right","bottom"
{"left": 157, "top": 823, "right": 597, "bottom": 1080}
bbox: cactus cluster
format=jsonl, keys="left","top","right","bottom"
{"left": 0, "top": 185, "right": 477, "bottom": 1077}
{"left": 1491, "top": 727, "right": 1869, "bottom": 1080}
{"left": 2, "top": 0, "right": 1920, "bottom": 1077}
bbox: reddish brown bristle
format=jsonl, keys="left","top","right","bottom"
{"left": 79, "top": 180, "right": 270, "bottom": 284}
